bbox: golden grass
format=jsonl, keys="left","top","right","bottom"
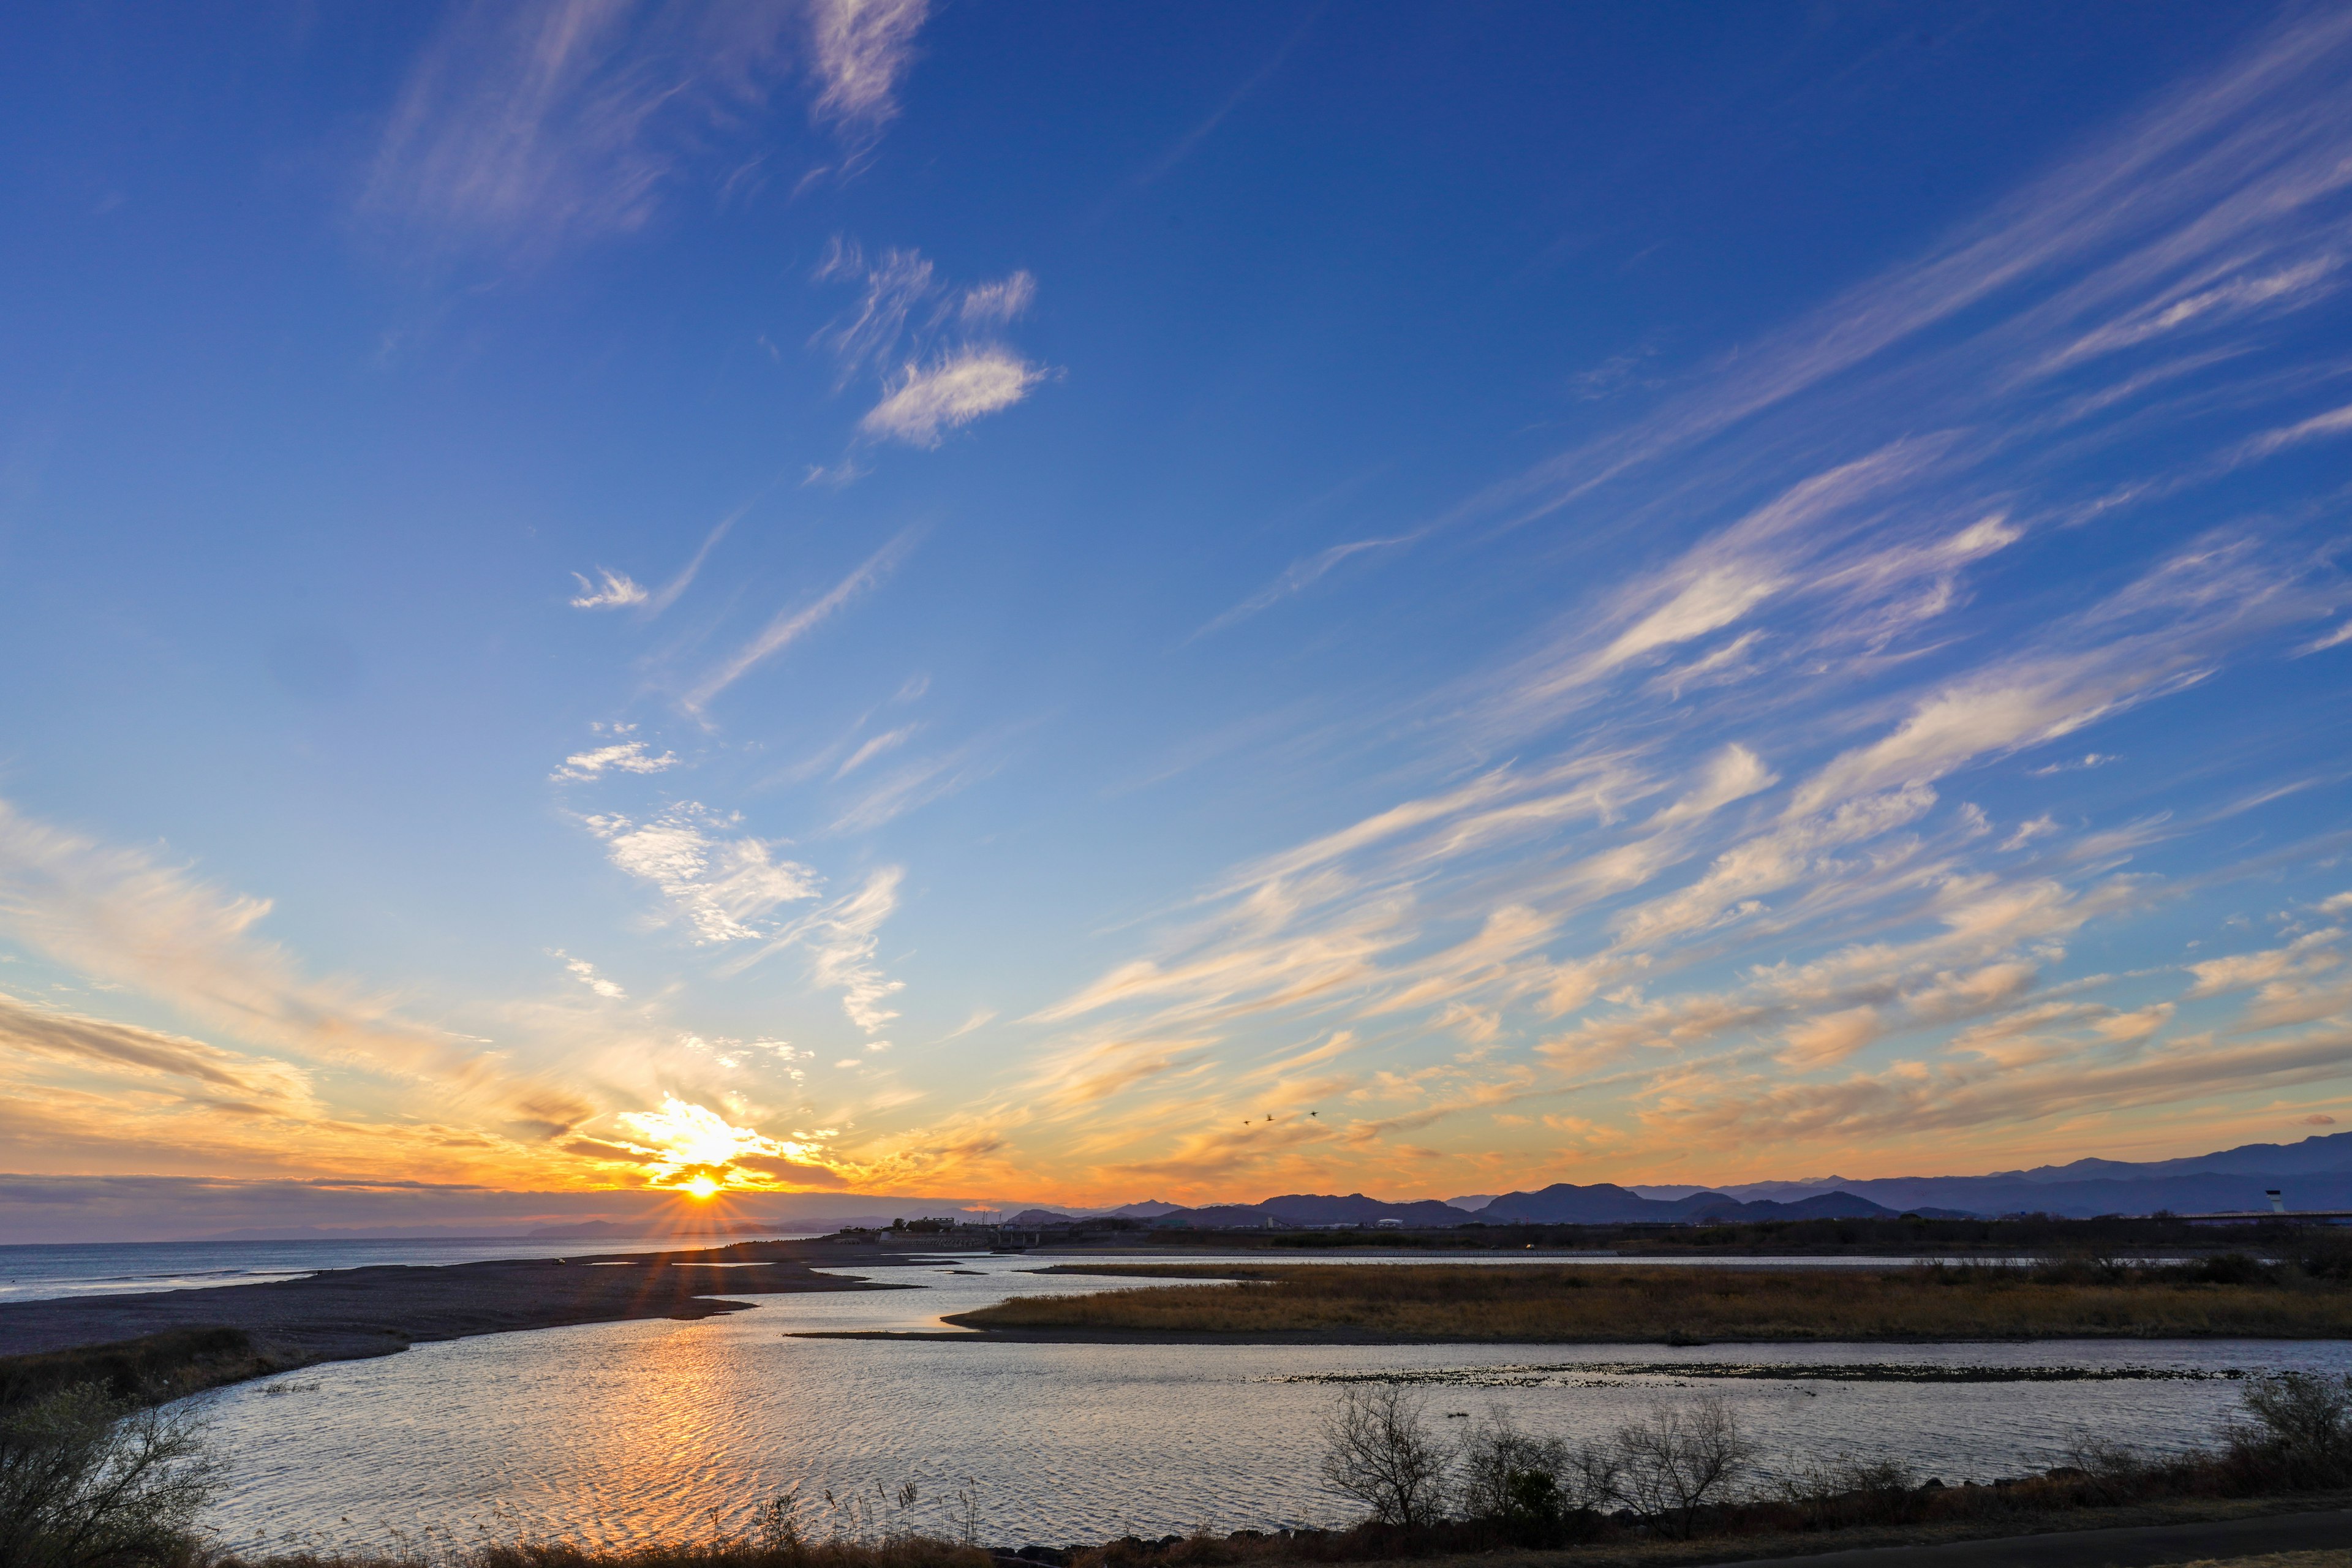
{"left": 946, "top": 1264, "right": 2352, "bottom": 1342}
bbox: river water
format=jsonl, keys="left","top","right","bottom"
{"left": 184, "top": 1251, "right": 2352, "bottom": 1555}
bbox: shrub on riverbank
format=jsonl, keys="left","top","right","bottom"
{"left": 0, "top": 1383, "right": 221, "bottom": 1568}
{"left": 953, "top": 1259, "right": 2352, "bottom": 1341}
{"left": 0, "top": 1331, "right": 285, "bottom": 1417}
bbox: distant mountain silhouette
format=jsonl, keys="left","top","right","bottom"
{"left": 1137, "top": 1186, "right": 1964, "bottom": 1229}
{"left": 1661, "top": 1131, "right": 2352, "bottom": 1218}
{"left": 1476, "top": 1185, "right": 1953, "bottom": 1224}
{"left": 1127, "top": 1133, "right": 2352, "bottom": 1227}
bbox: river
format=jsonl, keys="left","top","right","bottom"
{"left": 183, "top": 1250, "right": 2352, "bottom": 1554}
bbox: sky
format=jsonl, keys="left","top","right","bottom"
{"left": 4, "top": 1, "right": 2352, "bottom": 1240}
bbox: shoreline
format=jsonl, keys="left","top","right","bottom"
{"left": 0, "top": 1238, "right": 946, "bottom": 1403}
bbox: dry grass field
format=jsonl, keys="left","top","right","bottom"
{"left": 946, "top": 1261, "right": 2352, "bottom": 1341}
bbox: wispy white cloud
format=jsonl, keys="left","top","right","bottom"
{"left": 2184, "top": 929, "right": 2342, "bottom": 998}
{"left": 2301, "top": 621, "right": 2352, "bottom": 655}
{"left": 582, "top": 803, "right": 820, "bottom": 943}
{"left": 364, "top": 2, "right": 790, "bottom": 254}
{"left": 804, "top": 0, "right": 930, "bottom": 138}
{"left": 0, "top": 988, "right": 310, "bottom": 1103}
{"left": 364, "top": 1, "right": 932, "bottom": 256}
{"left": 551, "top": 739, "right": 679, "bottom": 782}
{"left": 2233, "top": 401, "right": 2352, "bottom": 461}
{"left": 806, "top": 867, "right": 905, "bottom": 1034}
{"left": 684, "top": 530, "right": 915, "bottom": 715}
{"left": 551, "top": 949, "right": 627, "bottom": 1000}
{"left": 2026, "top": 753, "right": 2117, "bottom": 776}
{"left": 1430, "top": 9, "right": 2352, "bottom": 549}
{"left": 722, "top": 867, "right": 907, "bottom": 1036}
{"left": 1646, "top": 1025, "right": 2352, "bottom": 1153}
{"left": 647, "top": 503, "right": 753, "bottom": 614}
{"left": 830, "top": 733, "right": 1006, "bottom": 832}
{"left": 1192, "top": 533, "right": 1422, "bottom": 640}
{"left": 569, "top": 569, "right": 648, "bottom": 609}
{"left": 2032, "top": 257, "right": 2340, "bottom": 379}
{"left": 959, "top": 271, "right": 1036, "bottom": 324}
{"left": 812, "top": 243, "right": 1050, "bottom": 454}
{"left": 859, "top": 349, "right": 1047, "bottom": 447}
{"left": 569, "top": 499, "right": 753, "bottom": 618}
{"left": 813, "top": 240, "right": 938, "bottom": 383}
{"left": 0, "top": 799, "right": 590, "bottom": 1134}
{"left": 835, "top": 726, "right": 916, "bottom": 778}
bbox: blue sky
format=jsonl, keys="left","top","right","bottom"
{"left": 3, "top": 2, "right": 2351, "bottom": 1235}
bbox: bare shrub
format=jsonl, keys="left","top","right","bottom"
{"left": 1451, "top": 1415, "right": 1564, "bottom": 1543}
{"left": 1774, "top": 1455, "right": 1923, "bottom": 1529}
{"left": 1613, "top": 1396, "right": 1751, "bottom": 1539}
{"left": 2230, "top": 1371, "right": 2352, "bottom": 1487}
{"left": 1450, "top": 1411, "right": 1622, "bottom": 1546}
{"left": 2051, "top": 1430, "right": 2150, "bottom": 1506}
{"left": 0, "top": 1383, "right": 219, "bottom": 1568}
{"left": 1316, "top": 1385, "right": 1447, "bottom": 1529}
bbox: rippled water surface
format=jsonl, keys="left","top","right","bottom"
{"left": 193, "top": 1252, "right": 2352, "bottom": 1553}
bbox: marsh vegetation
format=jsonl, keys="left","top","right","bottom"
{"left": 952, "top": 1256, "right": 2352, "bottom": 1342}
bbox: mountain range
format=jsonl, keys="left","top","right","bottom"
{"left": 1005, "top": 1131, "right": 2352, "bottom": 1227}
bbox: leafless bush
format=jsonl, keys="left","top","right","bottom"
{"left": 2228, "top": 1371, "right": 2352, "bottom": 1487}
{"left": 1449, "top": 1410, "right": 1621, "bottom": 1545}
{"left": 1772, "top": 1454, "right": 1924, "bottom": 1529}
{"left": 0, "top": 1383, "right": 219, "bottom": 1568}
{"left": 1450, "top": 1415, "right": 1565, "bottom": 1541}
{"left": 1316, "top": 1385, "right": 1447, "bottom": 1529}
{"left": 2051, "top": 1428, "right": 2151, "bottom": 1504}
{"left": 1611, "top": 1395, "right": 1752, "bottom": 1539}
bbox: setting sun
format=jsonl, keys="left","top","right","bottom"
{"left": 684, "top": 1175, "right": 720, "bottom": 1199}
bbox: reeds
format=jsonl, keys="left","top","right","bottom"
{"left": 0, "top": 1329, "right": 287, "bottom": 1415}
{"left": 949, "top": 1258, "right": 2352, "bottom": 1341}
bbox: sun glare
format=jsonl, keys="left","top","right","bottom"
{"left": 614, "top": 1096, "right": 783, "bottom": 1191}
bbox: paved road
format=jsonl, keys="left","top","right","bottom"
{"left": 1722, "top": 1506, "right": 2351, "bottom": 1566}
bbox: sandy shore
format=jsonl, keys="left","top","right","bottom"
{"left": 0, "top": 1238, "right": 937, "bottom": 1366}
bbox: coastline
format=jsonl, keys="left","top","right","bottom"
{"left": 0, "top": 1238, "right": 943, "bottom": 1402}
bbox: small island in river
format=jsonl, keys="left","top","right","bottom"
{"left": 933, "top": 1257, "right": 2352, "bottom": 1344}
